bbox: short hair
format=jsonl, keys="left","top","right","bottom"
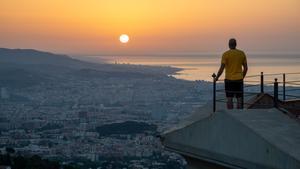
{"left": 229, "top": 38, "right": 237, "bottom": 49}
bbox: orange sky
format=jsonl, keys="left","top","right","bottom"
{"left": 0, "top": 0, "right": 299, "bottom": 55}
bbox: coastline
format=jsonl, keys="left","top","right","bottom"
{"left": 72, "top": 55, "right": 185, "bottom": 79}
{"left": 73, "top": 54, "right": 300, "bottom": 82}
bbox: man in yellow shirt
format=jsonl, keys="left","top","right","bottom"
{"left": 215, "top": 39, "right": 248, "bottom": 109}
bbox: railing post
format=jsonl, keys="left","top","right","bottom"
{"left": 283, "top": 73, "right": 286, "bottom": 101}
{"left": 260, "top": 72, "right": 264, "bottom": 93}
{"left": 242, "top": 80, "right": 244, "bottom": 109}
{"left": 212, "top": 73, "right": 216, "bottom": 112}
{"left": 274, "top": 78, "right": 278, "bottom": 108}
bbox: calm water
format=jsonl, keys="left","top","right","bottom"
{"left": 83, "top": 54, "right": 300, "bottom": 82}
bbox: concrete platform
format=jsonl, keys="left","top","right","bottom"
{"left": 161, "top": 107, "right": 300, "bottom": 169}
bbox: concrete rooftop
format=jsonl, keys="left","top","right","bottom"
{"left": 161, "top": 105, "right": 300, "bottom": 169}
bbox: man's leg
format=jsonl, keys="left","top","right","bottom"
{"left": 227, "top": 97, "right": 233, "bottom": 109}
{"left": 224, "top": 79, "right": 234, "bottom": 109}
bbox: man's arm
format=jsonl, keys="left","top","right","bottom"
{"left": 243, "top": 62, "right": 248, "bottom": 79}
{"left": 215, "top": 63, "right": 225, "bottom": 81}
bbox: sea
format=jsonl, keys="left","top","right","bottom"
{"left": 80, "top": 54, "right": 300, "bottom": 83}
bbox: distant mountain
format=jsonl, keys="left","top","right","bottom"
{"left": 0, "top": 48, "right": 179, "bottom": 74}
{"left": 0, "top": 48, "right": 87, "bottom": 88}
{"left": 0, "top": 48, "right": 87, "bottom": 68}
{"left": 0, "top": 48, "right": 180, "bottom": 88}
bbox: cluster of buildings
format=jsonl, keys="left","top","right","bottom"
{"left": 0, "top": 74, "right": 210, "bottom": 168}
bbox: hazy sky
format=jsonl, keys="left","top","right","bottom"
{"left": 0, "top": 0, "right": 300, "bottom": 55}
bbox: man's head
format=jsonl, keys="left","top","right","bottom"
{"left": 228, "top": 38, "right": 237, "bottom": 49}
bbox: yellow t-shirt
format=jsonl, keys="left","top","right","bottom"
{"left": 221, "top": 49, "right": 247, "bottom": 80}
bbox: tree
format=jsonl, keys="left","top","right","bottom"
{"left": 13, "top": 155, "right": 27, "bottom": 169}
{"left": 5, "top": 147, "right": 15, "bottom": 154}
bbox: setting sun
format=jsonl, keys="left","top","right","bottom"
{"left": 0, "top": 1, "right": 299, "bottom": 54}
{"left": 119, "top": 34, "right": 129, "bottom": 44}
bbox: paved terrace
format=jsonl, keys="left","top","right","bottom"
{"left": 161, "top": 99, "right": 300, "bottom": 169}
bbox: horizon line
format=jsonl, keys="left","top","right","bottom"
{"left": 1, "top": 47, "right": 300, "bottom": 57}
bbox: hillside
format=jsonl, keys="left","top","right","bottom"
{"left": 0, "top": 48, "right": 180, "bottom": 74}
{"left": 0, "top": 48, "right": 180, "bottom": 88}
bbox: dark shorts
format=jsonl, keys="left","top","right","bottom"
{"left": 224, "top": 79, "right": 243, "bottom": 98}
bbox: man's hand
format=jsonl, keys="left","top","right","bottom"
{"left": 243, "top": 62, "right": 248, "bottom": 79}
{"left": 215, "top": 64, "right": 225, "bottom": 81}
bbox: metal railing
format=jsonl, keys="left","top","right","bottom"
{"left": 212, "top": 72, "right": 300, "bottom": 112}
